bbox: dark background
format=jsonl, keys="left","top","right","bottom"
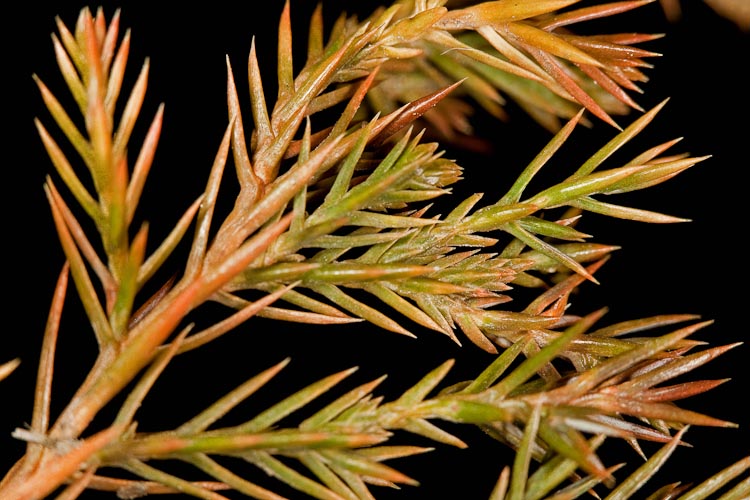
{"left": 3, "top": 1, "right": 749, "bottom": 498}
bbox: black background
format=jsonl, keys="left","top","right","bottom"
{"left": 3, "top": 1, "right": 749, "bottom": 499}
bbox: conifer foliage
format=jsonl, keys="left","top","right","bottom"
{"left": 1, "top": 1, "right": 748, "bottom": 499}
